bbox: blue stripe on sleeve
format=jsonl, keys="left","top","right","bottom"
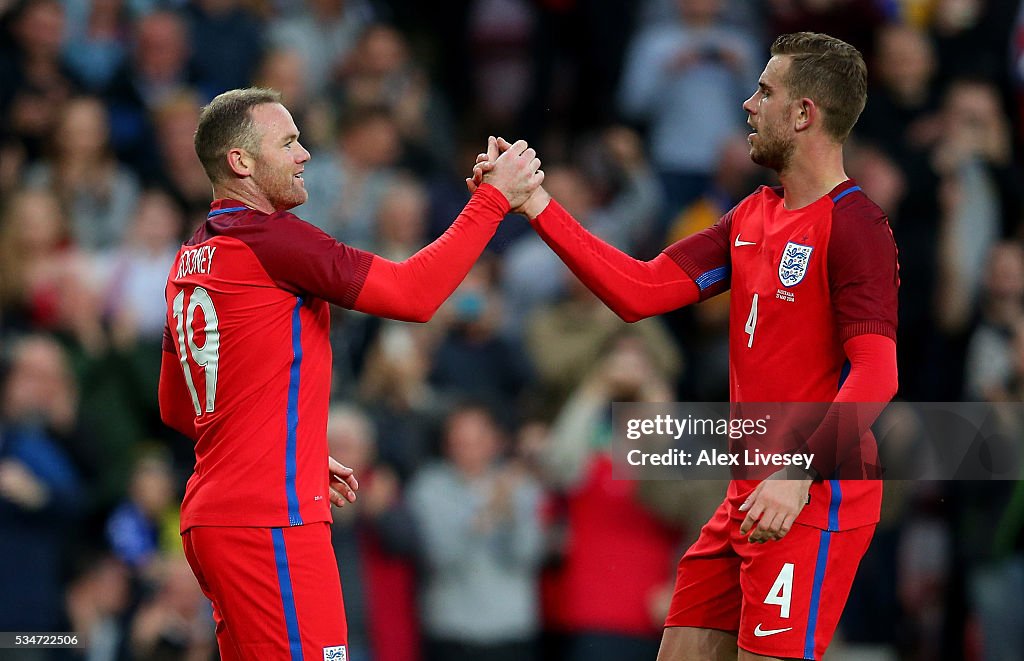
{"left": 695, "top": 265, "right": 730, "bottom": 291}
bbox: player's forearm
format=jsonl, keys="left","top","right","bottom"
{"left": 530, "top": 199, "right": 699, "bottom": 322}
{"left": 352, "top": 184, "right": 509, "bottom": 322}
{"left": 158, "top": 350, "right": 197, "bottom": 439}
{"left": 803, "top": 334, "right": 898, "bottom": 478}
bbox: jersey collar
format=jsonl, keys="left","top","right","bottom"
{"left": 208, "top": 199, "right": 251, "bottom": 218}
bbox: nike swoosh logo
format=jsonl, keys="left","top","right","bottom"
{"left": 753, "top": 624, "right": 793, "bottom": 637}
{"left": 735, "top": 234, "right": 756, "bottom": 247}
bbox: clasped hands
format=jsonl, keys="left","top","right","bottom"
{"left": 466, "top": 136, "right": 551, "bottom": 218}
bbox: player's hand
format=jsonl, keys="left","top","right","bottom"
{"left": 467, "top": 136, "right": 544, "bottom": 212}
{"left": 328, "top": 456, "right": 359, "bottom": 507}
{"left": 738, "top": 470, "right": 811, "bottom": 543}
{"left": 465, "top": 136, "right": 500, "bottom": 194}
{"left": 471, "top": 137, "right": 551, "bottom": 217}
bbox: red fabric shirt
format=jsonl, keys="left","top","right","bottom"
{"left": 664, "top": 181, "right": 899, "bottom": 530}
{"left": 161, "top": 185, "right": 511, "bottom": 532}
{"left": 162, "top": 200, "right": 373, "bottom": 531}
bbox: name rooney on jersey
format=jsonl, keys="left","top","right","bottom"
{"left": 176, "top": 245, "right": 218, "bottom": 280}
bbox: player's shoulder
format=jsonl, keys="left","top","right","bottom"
{"left": 202, "top": 208, "right": 328, "bottom": 244}
{"left": 829, "top": 181, "right": 888, "bottom": 228}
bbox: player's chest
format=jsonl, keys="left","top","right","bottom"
{"left": 729, "top": 209, "right": 830, "bottom": 306}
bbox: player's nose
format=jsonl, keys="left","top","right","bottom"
{"left": 295, "top": 142, "right": 311, "bottom": 164}
{"left": 742, "top": 92, "right": 757, "bottom": 114}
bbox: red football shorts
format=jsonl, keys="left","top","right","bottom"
{"left": 182, "top": 522, "right": 348, "bottom": 661}
{"left": 664, "top": 500, "right": 874, "bottom": 660}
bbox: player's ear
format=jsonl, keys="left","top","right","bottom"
{"left": 794, "top": 98, "right": 815, "bottom": 133}
{"left": 227, "top": 147, "right": 254, "bottom": 177}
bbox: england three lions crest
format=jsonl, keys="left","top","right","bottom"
{"left": 778, "top": 242, "right": 813, "bottom": 287}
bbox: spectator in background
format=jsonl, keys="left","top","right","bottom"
{"left": 105, "top": 451, "right": 179, "bottom": 576}
{"left": 856, "top": 23, "right": 944, "bottom": 399}
{"left": 538, "top": 335, "right": 682, "bottom": 661}
{"left": 965, "top": 242, "right": 1024, "bottom": 401}
{"left": 300, "top": 106, "right": 402, "bottom": 247}
{"left": 618, "top": 0, "right": 756, "bottom": 224}
{"left": 150, "top": 91, "right": 211, "bottom": 224}
{"left": 858, "top": 24, "right": 941, "bottom": 157}
{"left": 24, "top": 95, "right": 141, "bottom": 250}
{"left": 1013, "top": 2, "right": 1024, "bottom": 147}
{"left": 934, "top": 79, "right": 1018, "bottom": 341}
{"left": 327, "top": 404, "right": 420, "bottom": 661}
{"left": 268, "top": 0, "right": 374, "bottom": 97}
{"left": 372, "top": 171, "right": 430, "bottom": 259}
{"left": 103, "top": 9, "right": 196, "bottom": 172}
{"left": 502, "top": 129, "right": 661, "bottom": 339}
{"left": 464, "top": 0, "right": 535, "bottom": 133}
{"left": 128, "top": 556, "right": 216, "bottom": 661}
{"left": 928, "top": 0, "right": 1018, "bottom": 83}
{"left": 332, "top": 23, "right": 457, "bottom": 176}
{"left": 408, "top": 404, "right": 544, "bottom": 661}
{"left": 0, "top": 0, "right": 80, "bottom": 164}
{"left": 358, "top": 325, "right": 442, "bottom": 481}
{"left": 430, "top": 262, "right": 532, "bottom": 419}
{"left": 255, "top": 47, "right": 335, "bottom": 152}
{"left": 0, "top": 335, "right": 85, "bottom": 633}
{"left": 185, "top": 0, "right": 264, "bottom": 96}
{"left": 525, "top": 274, "right": 681, "bottom": 413}
{"left": 98, "top": 188, "right": 184, "bottom": 347}
{"left": 62, "top": 0, "right": 130, "bottom": 93}
{"left": 65, "top": 553, "right": 133, "bottom": 660}
{"left": 765, "top": 0, "right": 887, "bottom": 59}
{"left": 0, "top": 188, "right": 87, "bottom": 337}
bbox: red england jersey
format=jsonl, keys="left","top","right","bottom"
{"left": 161, "top": 185, "right": 511, "bottom": 533}
{"left": 664, "top": 181, "right": 899, "bottom": 530}
{"left": 161, "top": 200, "right": 373, "bottom": 532}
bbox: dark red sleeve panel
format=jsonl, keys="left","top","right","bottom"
{"left": 529, "top": 199, "right": 698, "bottom": 323}
{"left": 828, "top": 194, "right": 899, "bottom": 343}
{"left": 662, "top": 207, "right": 734, "bottom": 301}
{"left": 243, "top": 212, "right": 374, "bottom": 308}
{"left": 353, "top": 183, "right": 510, "bottom": 323}
{"left": 159, "top": 337, "right": 198, "bottom": 440}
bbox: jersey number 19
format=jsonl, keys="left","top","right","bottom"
{"left": 172, "top": 287, "right": 221, "bottom": 416}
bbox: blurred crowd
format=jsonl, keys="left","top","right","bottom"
{"left": 2, "top": 0, "right": 1024, "bottom": 659}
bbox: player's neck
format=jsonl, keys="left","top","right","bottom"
{"left": 777, "top": 145, "right": 848, "bottom": 210}
{"left": 211, "top": 182, "right": 276, "bottom": 215}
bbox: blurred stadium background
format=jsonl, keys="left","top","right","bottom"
{"left": 1, "top": 0, "right": 1023, "bottom": 659}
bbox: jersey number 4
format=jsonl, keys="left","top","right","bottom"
{"left": 745, "top": 293, "right": 758, "bottom": 348}
{"left": 172, "top": 287, "right": 220, "bottom": 416}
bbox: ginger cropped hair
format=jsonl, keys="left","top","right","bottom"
{"left": 194, "top": 88, "right": 282, "bottom": 183}
{"left": 771, "top": 32, "right": 867, "bottom": 142}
